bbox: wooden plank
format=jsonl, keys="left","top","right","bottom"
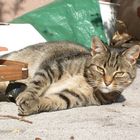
{"left": 0, "top": 59, "right": 28, "bottom": 82}
{"left": 0, "top": 59, "right": 28, "bottom": 67}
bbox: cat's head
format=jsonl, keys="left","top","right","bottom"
{"left": 86, "top": 36, "right": 140, "bottom": 94}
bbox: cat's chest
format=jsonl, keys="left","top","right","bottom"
{"left": 45, "top": 74, "right": 93, "bottom": 95}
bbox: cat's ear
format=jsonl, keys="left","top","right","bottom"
{"left": 123, "top": 45, "right": 140, "bottom": 64}
{"left": 91, "top": 36, "right": 107, "bottom": 55}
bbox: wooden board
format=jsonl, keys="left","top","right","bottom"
{"left": 0, "top": 59, "right": 28, "bottom": 82}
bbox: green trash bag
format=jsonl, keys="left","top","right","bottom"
{"left": 11, "top": 0, "right": 107, "bottom": 49}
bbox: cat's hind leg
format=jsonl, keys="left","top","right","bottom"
{"left": 17, "top": 94, "right": 70, "bottom": 116}
{"left": 16, "top": 90, "right": 94, "bottom": 116}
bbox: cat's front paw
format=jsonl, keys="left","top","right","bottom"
{"left": 16, "top": 92, "right": 40, "bottom": 116}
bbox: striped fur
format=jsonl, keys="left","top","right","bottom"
{"left": 1, "top": 37, "right": 140, "bottom": 115}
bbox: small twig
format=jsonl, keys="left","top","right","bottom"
{"left": 0, "top": 114, "right": 33, "bottom": 124}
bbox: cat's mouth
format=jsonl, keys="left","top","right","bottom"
{"left": 99, "top": 87, "right": 122, "bottom": 94}
{"left": 99, "top": 87, "right": 113, "bottom": 94}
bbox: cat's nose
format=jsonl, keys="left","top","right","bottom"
{"left": 104, "top": 80, "right": 112, "bottom": 86}
{"left": 104, "top": 75, "right": 112, "bottom": 86}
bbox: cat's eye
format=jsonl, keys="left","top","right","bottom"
{"left": 96, "top": 66, "right": 104, "bottom": 74}
{"left": 115, "top": 72, "right": 125, "bottom": 77}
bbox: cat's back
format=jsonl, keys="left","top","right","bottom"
{"left": 1, "top": 41, "right": 88, "bottom": 61}
{"left": 40, "top": 41, "right": 89, "bottom": 62}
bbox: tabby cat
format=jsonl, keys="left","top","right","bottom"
{"left": 1, "top": 37, "right": 140, "bottom": 116}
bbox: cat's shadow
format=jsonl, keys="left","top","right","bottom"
{"left": 116, "top": 94, "right": 126, "bottom": 103}
{"left": 137, "top": 60, "right": 140, "bottom": 68}
{"left": 0, "top": 93, "right": 10, "bottom": 102}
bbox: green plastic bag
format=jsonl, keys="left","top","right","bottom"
{"left": 11, "top": 0, "right": 107, "bottom": 49}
